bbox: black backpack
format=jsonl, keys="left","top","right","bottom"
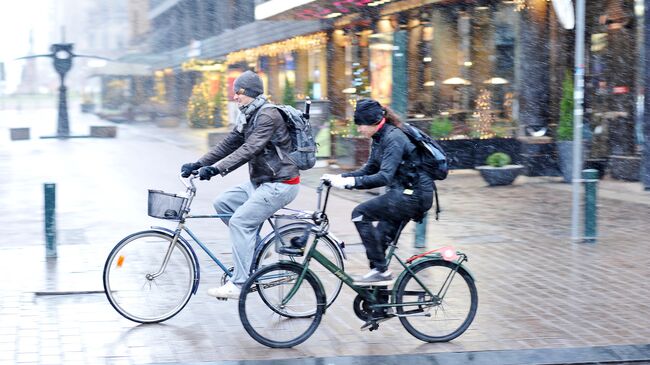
{"left": 255, "top": 103, "right": 317, "bottom": 170}
{"left": 402, "top": 123, "right": 449, "bottom": 181}
{"left": 402, "top": 123, "right": 448, "bottom": 220}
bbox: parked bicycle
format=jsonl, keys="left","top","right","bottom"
{"left": 103, "top": 174, "right": 346, "bottom": 323}
{"left": 238, "top": 180, "right": 478, "bottom": 348}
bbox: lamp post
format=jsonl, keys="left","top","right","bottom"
{"left": 17, "top": 43, "right": 109, "bottom": 138}
{"left": 550, "top": 0, "right": 584, "bottom": 241}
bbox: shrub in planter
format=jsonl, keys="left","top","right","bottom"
{"left": 486, "top": 152, "right": 511, "bottom": 167}
{"left": 476, "top": 152, "right": 523, "bottom": 186}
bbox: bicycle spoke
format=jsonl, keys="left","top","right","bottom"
{"left": 239, "top": 263, "right": 325, "bottom": 348}
{"left": 104, "top": 232, "right": 195, "bottom": 323}
{"left": 395, "top": 260, "right": 477, "bottom": 342}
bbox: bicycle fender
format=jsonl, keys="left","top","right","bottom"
{"left": 151, "top": 226, "right": 201, "bottom": 294}
{"left": 393, "top": 256, "right": 477, "bottom": 297}
{"left": 276, "top": 260, "right": 328, "bottom": 314}
{"left": 256, "top": 222, "right": 347, "bottom": 262}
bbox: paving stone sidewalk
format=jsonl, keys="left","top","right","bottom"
{"left": 1, "top": 107, "right": 649, "bottom": 364}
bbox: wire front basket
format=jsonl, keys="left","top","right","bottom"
{"left": 148, "top": 190, "right": 188, "bottom": 220}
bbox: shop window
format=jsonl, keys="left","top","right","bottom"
{"left": 412, "top": 4, "right": 517, "bottom": 139}
{"left": 369, "top": 32, "right": 394, "bottom": 106}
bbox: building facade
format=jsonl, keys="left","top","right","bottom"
{"left": 120, "top": 0, "right": 648, "bottom": 186}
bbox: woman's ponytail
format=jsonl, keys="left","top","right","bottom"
{"left": 382, "top": 106, "right": 405, "bottom": 130}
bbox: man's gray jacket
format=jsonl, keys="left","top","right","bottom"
{"left": 197, "top": 105, "right": 299, "bottom": 185}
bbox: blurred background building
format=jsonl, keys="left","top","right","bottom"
{"left": 3, "top": 0, "right": 648, "bottom": 187}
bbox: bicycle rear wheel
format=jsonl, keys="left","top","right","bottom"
{"left": 255, "top": 224, "right": 343, "bottom": 317}
{"left": 103, "top": 230, "right": 196, "bottom": 323}
{"left": 239, "top": 262, "right": 325, "bottom": 348}
{"left": 394, "top": 259, "right": 477, "bottom": 342}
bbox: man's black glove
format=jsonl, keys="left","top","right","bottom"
{"left": 198, "top": 166, "right": 219, "bottom": 181}
{"left": 181, "top": 162, "right": 202, "bottom": 178}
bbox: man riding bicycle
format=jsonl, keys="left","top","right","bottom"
{"left": 181, "top": 70, "right": 300, "bottom": 299}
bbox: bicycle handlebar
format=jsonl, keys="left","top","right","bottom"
{"left": 179, "top": 172, "right": 199, "bottom": 190}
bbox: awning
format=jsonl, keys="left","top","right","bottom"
{"left": 88, "top": 62, "right": 152, "bottom": 77}
{"left": 115, "top": 20, "right": 330, "bottom": 70}
{"left": 200, "top": 20, "right": 329, "bottom": 61}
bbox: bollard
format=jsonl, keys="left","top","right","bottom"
{"left": 414, "top": 213, "right": 427, "bottom": 248}
{"left": 583, "top": 169, "right": 598, "bottom": 243}
{"left": 44, "top": 183, "right": 57, "bottom": 258}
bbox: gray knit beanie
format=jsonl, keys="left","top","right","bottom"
{"left": 233, "top": 70, "right": 264, "bottom": 98}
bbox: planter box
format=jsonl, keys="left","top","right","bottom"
{"left": 609, "top": 155, "right": 640, "bottom": 181}
{"left": 10, "top": 128, "right": 30, "bottom": 141}
{"left": 476, "top": 165, "right": 524, "bottom": 186}
{"left": 518, "top": 136, "right": 560, "bottom": 177}
{"left": 90, "top": 126, "right": 117, "bottom": 138}
{"left": 438, "top": 138, "right": 521, "bottom": 169}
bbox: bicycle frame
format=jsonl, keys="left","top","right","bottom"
{"left": 150, "top": 174, "right": 325, "bottom": 286}
{"left": 280, "top": 200, "right": 468, "bottom": 313}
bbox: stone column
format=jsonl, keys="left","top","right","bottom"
{"left": 430, "top": 8, "right": 459, "bottom": 113}
{"left": 518, "top": 0, "right": 550, "bottom": 130}
{"left": 606, "top": 0, "right": 640, "bottom": 181}
{"left": 295, "top": 49, "right": 309, "bottom": 98}
{"left": 328, "top": 29, "right": 347, "bottom": 119}
{"left": 643, "top": 0, "right": 650, "bottom": 188}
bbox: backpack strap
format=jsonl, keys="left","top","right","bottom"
{"left": 251, "top": 103, "right": 286, "bottom": 160}
{"left": 434, "top": 189, "right": 441, "bottom": 221}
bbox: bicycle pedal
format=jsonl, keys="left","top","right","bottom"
{"left": 214, "top": 297, "right": 228, "bottom": 301}
{"left": 360, "top": 322, "right": 378, "bottom": 331}
{"left": 360, "top": 316, "right": 390, "bottom": 331}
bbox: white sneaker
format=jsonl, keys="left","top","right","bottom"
{"left": 207, "top": 281, "right": 241, "bottom": 299}
{"left": 352, "top": 269, "right": 393, "bottom": 286}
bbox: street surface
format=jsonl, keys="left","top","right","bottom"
{"left": 1, "top": 103, "right": 649, "bottom": 364}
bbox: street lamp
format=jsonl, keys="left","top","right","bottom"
{"left": 17, "top": 43, "right": 109, "bottom": 137}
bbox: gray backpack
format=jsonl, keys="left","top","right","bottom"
{"left": 256, "top": 103, "right": 317, "bottom": 170}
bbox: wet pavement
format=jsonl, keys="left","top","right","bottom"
{"left": 1, "top": 104, "right": 649, "bottom": 364}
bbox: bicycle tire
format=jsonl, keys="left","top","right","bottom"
{"left": 394, "top": 259, "right": 478, "bottom": 342}
{"left": 239, "top": 262, "right": 325, "bottom": 348}
{"left": 103, "top": 230, "right": 196, "bottom": 323}
{"left": 254, "top": 224, "right": 343, "bottom": 317}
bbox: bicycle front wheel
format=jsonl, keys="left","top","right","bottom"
{"left": 394, "top": 259, "right": 478, "bottom": 342}
{"left": 239, "top": 262, "right": 325, "bottom": 348}
{"left": 255, "top": 224, "right": 344, "bottom": 317}
{"left": 103, "top": 230, "right": 196, "bottom": 323}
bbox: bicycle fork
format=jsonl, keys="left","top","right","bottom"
{"left": 148, "top": 228, "right": 185, "bottom": 280}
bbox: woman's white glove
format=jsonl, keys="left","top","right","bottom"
{"left": 320, "top": 173, "right": 337, "bottom": 182}
{"left": 330, "top": 175, "right": 356, "bottom": 189}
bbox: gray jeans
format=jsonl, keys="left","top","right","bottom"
{"left": 213, "top": 181, "right": 299, "bottom": 285}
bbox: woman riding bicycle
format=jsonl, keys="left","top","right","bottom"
{"left": 323, "top": 98, "right": 434, "bottom": 286}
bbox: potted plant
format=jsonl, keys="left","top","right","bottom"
{"left": 476, "top": 152, "right": 524, "bottom": 186}
{"left": 556, "top": 71, "right": 574, "bottom": 183}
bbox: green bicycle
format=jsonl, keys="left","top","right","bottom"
{"left": 238, "top": 180, "right": 478, "bottom": 348}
